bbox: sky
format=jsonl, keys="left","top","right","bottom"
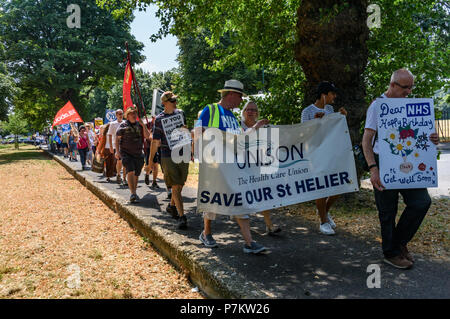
{"left": 130, "top": 5, "right": 179, "bottom": 73}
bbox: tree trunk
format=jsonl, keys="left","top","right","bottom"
{"left": 295, "top": 0, "right": 369, "bottom": 145}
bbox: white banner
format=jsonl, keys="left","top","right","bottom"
{"left": 196, "top": 113, "right": 359, "bottom": 215}
{"left": 376, "top": 98, "right": 438, "bottom": 189}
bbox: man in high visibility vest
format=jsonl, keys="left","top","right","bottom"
{"left": 194, "top": 80, "right": 269, "bottom": 254}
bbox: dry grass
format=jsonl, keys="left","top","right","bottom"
{"left": 0, "top": 145, "right": 203, "bottom": 299}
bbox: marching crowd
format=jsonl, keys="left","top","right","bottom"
{"left": 48, "top": 68, "right": 440, "bottom": 269}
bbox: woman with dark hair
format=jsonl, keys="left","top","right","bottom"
{"left": 301, "top": 81, "right": 347, "bottom": 235}
{"left": 76, "top": 126, "right": 91, "bottom": 170}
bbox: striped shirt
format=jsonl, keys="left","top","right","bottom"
{"left": 301, "top": 104, "right": 334, "bottom": 123}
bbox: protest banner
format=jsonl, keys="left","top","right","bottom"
{"left": 94, "top": 118, "right": 103, "bottom": 129}
{"left": 161, "top": 113, "right": 191, "bottom": 150}
{"left": 152, "top": 88, "right": 165, "bottom": 117}
{"left": 105, "top": 110, "right": 117, "bottom": 124}
{"left": 123, "top": 60, "right": 133, "bottom": 111}
{"left": 52, "top": 101, "right": 83, "bottom": 127}
{"left": 196, "top": 113, "right": 358, "bottom": 215}
{"left": 376, "top": 98, "right": 438, "bottom": 189}
{"left": 61, "top": 124, "right": 71, "bottom": 133}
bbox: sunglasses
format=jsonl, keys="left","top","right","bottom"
{"left": 246, "top": 109, "right": 258, "bottom": 112}
{"left": 168, "top": 98, "right": 177, "bottom": 103}
{"left": 394, "top": 82, "right": 415, "bottom": 90}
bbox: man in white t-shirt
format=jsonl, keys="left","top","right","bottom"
{"left": 362, "top": 68, "right": 440, "bottom": 270}
{"left": 108, "top": 109, "right": 126, "bottom": 184}
{"left": 301, "top": 81, "right": 347, "bottom": 236}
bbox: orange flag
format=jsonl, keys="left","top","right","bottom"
{"left": 123, "top": 60, "right": 133, "bottom": 111}
{"left": 52, "top": 101, "right": 83, "bottom": 127}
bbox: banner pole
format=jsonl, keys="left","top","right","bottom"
{"left": 125, "top": 42, "right": 149, "bottom": 127}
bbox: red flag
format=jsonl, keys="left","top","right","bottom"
{"left": 123, "top": 60, "right": 133, "bottom": 111}
{"left": 52, "top": 101, "right": 83, "bottom": 127}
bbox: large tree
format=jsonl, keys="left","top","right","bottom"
{"left": 295, "top": 0, "right": 369, "bottom": 142}
{"left": 0, "top": 0, "right": 145, "bottom": 131}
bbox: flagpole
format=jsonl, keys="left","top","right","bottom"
{"left": 125, "top": 42, "right": 149, "bottom": 126}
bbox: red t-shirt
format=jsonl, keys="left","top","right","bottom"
{"left": 77, "top": 136, "right": 89, "bottom": 150}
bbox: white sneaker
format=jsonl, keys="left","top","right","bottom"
{"left": 327, "top": 214, "right": 336, "bottom": 229}
{"left": 316, "top": 209, "right": 336, "bottom": 229}
{"left": 320, "top": 222, "right": 335, "bottom": 235}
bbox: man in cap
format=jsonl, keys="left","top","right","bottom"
{"left": 194, "top": 79, "right": 269, "bottom": 254}
{"left": 150, "top": 92, "right": 190, "bottom": 229}
{"left": 115, "top": 107, "right": 150, "bottom": 203}
{"left": 362, "top": 68, "right": 440, "bottom": 269}
{"left": 301, "top": 81, "right": 347, "bottom": 235}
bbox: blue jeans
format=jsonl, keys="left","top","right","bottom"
{"left": 374, "top": 188, "right": 431, "bottom": 258}
{"left": 78, "top": 147, "right": 88, "bottom": 167}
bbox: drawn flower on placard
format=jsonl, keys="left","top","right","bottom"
{"left": 383, "top": 125, "right": 417, "bottom": 159}
{"left": 386, "top": 129, "right": 398, "bottom": 142}
{"left": 414, "top": 152, "right": 420, "bottom": 158}
{"left": 404, "top": 136, "right": 414, "bottom": 148}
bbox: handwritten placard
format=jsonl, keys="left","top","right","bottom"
{"left": 377, "top": 98, "right": 438, "bottom": 189}
{"left": 161, "top": 113, "right": 191, "bottom": 150}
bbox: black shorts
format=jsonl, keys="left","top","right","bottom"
{"left": 62, "top": 143, "right": 68, "bottom": 148}
{"left": 121, "top": 153, "right": 145, "bottom": 176}
{"left": 144, "top": 148, "right": 160, "bottom": 166}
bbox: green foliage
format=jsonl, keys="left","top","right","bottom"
{"left": 0, "top": 0, "right": 145, "bottom": 131}
{"left": 102, "top": 67, "right": 178, "bottom": 117}
{"left": 0, "top": 112, "right": 28, "bottom": 148}
{"left": 175, "top": 31, "right": 264, "bottom": 127}
{"left": 86, "top": 87, "right": 109, "bottom": 120}
{"left": 0, "top": 43, "right": 17, "bottom": 121}
{"left": 365, "top": 0, "right": 449, "bottom": 101}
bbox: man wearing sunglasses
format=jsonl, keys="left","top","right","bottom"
{"left": 362, "top": 68, "right": 440, "bottom": 270}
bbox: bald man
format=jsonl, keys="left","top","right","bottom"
{"left": 362, "top": 69, "right": 440, "bottom": 269}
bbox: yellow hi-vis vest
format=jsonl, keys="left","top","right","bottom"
{"left": 207, "top": 103, "right": 241, "bottom": 130}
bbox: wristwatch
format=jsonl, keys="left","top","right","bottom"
{"left": 368, "top": 164, "right": 378, "bottom": 170}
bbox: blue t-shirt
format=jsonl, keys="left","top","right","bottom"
{"left": 196, "top": 104, "right": 241, "bottom": 134}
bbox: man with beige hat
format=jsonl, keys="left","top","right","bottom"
{"left": 194, "top": 79, "right": 269, "bottom": 254}
{"left": 150, "top": 91, "right": 191, "bottom": 230}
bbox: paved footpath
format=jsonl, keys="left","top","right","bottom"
{"left": 44, "top": 146, "right": 449, "bottom": 299}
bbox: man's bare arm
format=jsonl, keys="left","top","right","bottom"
{"left": 149, "top": 139, "right": 161, "bottom": 164}
{"left": 362, "top": 128, "right": 384, "bottom": 191}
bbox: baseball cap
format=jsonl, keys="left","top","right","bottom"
{"left": 317, "top": 81, "right": 338, "bottom": 96}
{"left": 161, "top": 91, "right": 178, "bottom": 103}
